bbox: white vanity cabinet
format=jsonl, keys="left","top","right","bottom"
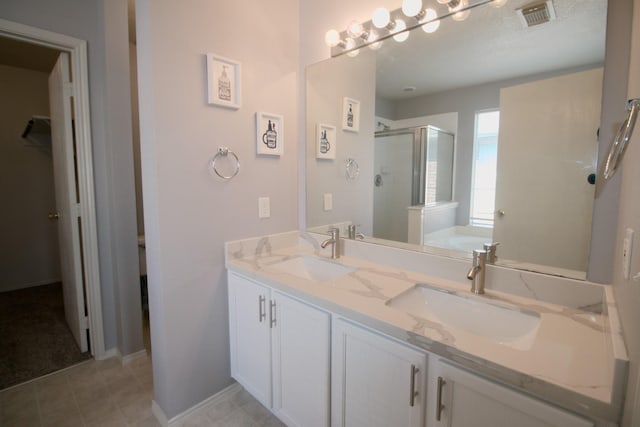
{"left": 427, "top": 358, "right": 594, "bottom": 427}
{"left": 228, "top": 272, "right": 331, "bottom": 427}
{"left": 331, "top": 318, "right": 427, "bottom": 427}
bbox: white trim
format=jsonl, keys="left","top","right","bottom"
{"left": 120, "top": 349, "right": 148, "bottom": 366}
{"left": 1, "top": 278, "right": 63, "bottom": 292}
{"left": 150, "top": 383, "right": 241, "bottom": 427}
{"left": 96, "top": 347, "right": 119, "bottom": 361}
{"left": 0, "top": 19, "right": 105, "bottom": 358}
{"left": 151, "top": 400, "right": 169, "bottom": 427}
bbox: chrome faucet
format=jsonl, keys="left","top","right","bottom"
{"left": 483, "top": 242, "right": 500, "bottom": 264}
{"left": 467, "top": 249, "right": 487, "bottom": 294}
{"left": 347, "top": 224, "right": 365, "bottom": 240}
{"left": 321, "top": 228, "right": 340, "bottom": 259}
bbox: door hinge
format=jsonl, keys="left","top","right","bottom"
{"left": 81, "top": 315, "right": 89, "bottom": 330}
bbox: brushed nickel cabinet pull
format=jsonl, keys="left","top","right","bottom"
{"left": 258, "top": 295, "right": 266, "bottom": 322}
{"left": 270, "top": 300, "right": 276, "bottom": 328}
{"left": 436, "top": 376, "right": 446, "bottom": 421}
{"left": 409, "top": 365, "right": 419, "bottom": 407}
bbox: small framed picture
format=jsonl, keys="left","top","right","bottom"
{"left": 206, "top": 53, "right": 241, "bottom": 109}
{"left": 256, "top": 112, "right": 284, "bottom": 156}
{"left": 342, "top": 97, "right": 360, "bottom": 132}
{"left": 316, "top": 124, "right": 337, "bottom": 159}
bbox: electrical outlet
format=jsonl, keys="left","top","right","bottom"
{"left": 622, "top": 228, "right": 633, "bottom": 280}
{"left": 323, "top": 193, "right": 333, "bottom": 211}
{"left": 258, "top": 197, "right": 270, "bottom": 219}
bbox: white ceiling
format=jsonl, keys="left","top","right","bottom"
{"left": 375, "top": 0, "right": 607, "bottom": 100}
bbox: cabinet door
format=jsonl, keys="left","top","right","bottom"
{"left": 271, "top": 291, "right": 331, "bottom": 427}
{"left": 228, "top": 273, "right": 271, "bottom": 408}
{"left": 332, "top": 318, "right": 426, "bottom": 427}
{"left": 428, "top": 359, "right": 594, "bottom": 427}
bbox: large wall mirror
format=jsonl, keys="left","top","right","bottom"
{"left": 306, "top": 0, "right": 610, "bottom": 279}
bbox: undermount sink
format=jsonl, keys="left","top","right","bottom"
{"left": 269, "top": 255, "right": 356, "bottom": 282}
{"left": 386, "top": 284, "right": 541, "bottom": 350}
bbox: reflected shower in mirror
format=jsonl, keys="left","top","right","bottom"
{"left": 306, "top": 0, "right": 607, "bottom": 279}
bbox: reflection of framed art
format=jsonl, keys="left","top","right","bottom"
{"left": 316, "top": 124, "right": 336, "bottom": 159}
{"left": 206, "top": 53, "right": 241, "bottom": 109}
{"left": 256, "top": 112, "right": 284, "bottom": 156}
{"left": 342, "top": 97, "right": 360, "bottom": 132}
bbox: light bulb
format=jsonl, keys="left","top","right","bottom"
{"left": 392, "top": 19, "right": 409, "bottom": 42}
{"left": 347, "top": 20, "right": 364, "bottom": 38}
{"left": 421, "top": 8, "right": 440, "bottom": 33}
{"left": 450, "top": 0, "right": 470, "bottom": 21}
{"left": 324, "top": 29, "right": 340, "bottom": 47}
{"left": 344, "top": 38, "right": 359, "bottom": 58}
{"left": 491, "top": 0, "right": 508, "bottom": 7}
{"left": 367, "top": 30, "right": 383, "bottom": 50}
{"left": 372, "top": 7, "right": 391, "bottom": 28}
{"left": 402, "top": 0, "right": 422, "bottom": 17}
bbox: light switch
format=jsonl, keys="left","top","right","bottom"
{"left": 323, "top": 193, "right": 333, "bottom": 211}
{"left": 258, "top": 197, "right": 270, "bottom": 219}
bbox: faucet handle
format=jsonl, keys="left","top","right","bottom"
{"left": 483, "top": 242, "right": 499, "bottom": 263}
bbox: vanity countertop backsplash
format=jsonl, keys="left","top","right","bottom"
{"left": 225, "top": 230, "right": 628, "bottom": 423}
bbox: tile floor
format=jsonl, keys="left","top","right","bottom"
{"left": 0, "top": 355, "right": 283, "bottom": 427}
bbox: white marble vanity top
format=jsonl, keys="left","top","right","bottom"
{"left": 225, "top": 231, "right": 628, "bottom": 423}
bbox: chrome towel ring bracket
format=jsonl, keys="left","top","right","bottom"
{"left": 603, "top": 99, "right": 640, "bottom": 181}
{"left": 210, "top": 147, "right": 240, "bottom": 180}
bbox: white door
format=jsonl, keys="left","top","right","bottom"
{"left": 49, "top": 52, "right": 88, "bottom": 352}
{"left": 271, "top": 291, "right": 330, "bottom": 427}
{"left": 493, "top": 68, "right": 602, "bottom": 272}
{"left": 228, "top": 273, "right": 272, "bottom": 408}
{"left": 331, "top": 318, "right": 426, "bottom": 427}
{"left": 428, "top": 359, "right": 593, "bottom": 427}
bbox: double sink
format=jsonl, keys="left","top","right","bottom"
{"left": 268, "top": 254, "right": 541, "bottom": 350}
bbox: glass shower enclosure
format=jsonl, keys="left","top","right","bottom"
{"left": 373, "top": 125, "right": 455, "bottom": 243}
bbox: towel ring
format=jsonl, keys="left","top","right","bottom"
{"left": 210, "top": 147, "right": 240, "bottom": 180}
{"left": 603, "top": 99, "right": 640, "bottom": 180}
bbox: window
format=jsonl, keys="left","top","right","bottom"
{"left": 470, "top": 110, "right": 499, "bottom": 227}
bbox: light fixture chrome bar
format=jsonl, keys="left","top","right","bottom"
{"left": 330, "top": 0, "right": 496, "bottom": 57}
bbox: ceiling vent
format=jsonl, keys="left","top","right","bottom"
{"left": 517, "top": 1, "right": 557, "bottom": 28}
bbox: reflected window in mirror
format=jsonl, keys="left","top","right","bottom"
{"left": 470, "top": 110, "right": 499, "bottom": 227}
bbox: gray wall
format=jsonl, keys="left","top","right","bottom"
{"left": 387, "top": 65, "right": 602, "bottom": 228}
{"left": 136, "top": 0, "right": 300, "bottom": 418}
{"left": 306, "top": 52, "right": 376, "bottom": 234}
{"left": 0, "top": 0, "right": 143, "bottom": 356}
{"left": 0, "top": 64, "right": 60, "bottom": 292}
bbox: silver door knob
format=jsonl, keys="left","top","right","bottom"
{"left": 495, "top": 209, "right": 506, "bottom": 217}
{"left": 48, "top": 212, "right": 60, "bottom": 220}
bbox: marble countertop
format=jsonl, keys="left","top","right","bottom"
{"left": 225, "top": 231, "right": 628, "bottom": 423}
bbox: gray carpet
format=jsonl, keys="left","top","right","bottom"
{"left": 0, "top": 282, "right": 91, "bottom": 390}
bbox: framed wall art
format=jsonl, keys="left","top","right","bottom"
{"left": 316, "top": 123, "right": 336, "bottom": 159}
{"left": 256, "top": 112, "right": 284, "bottom": 156}
{"left": 341, "top": 97, "right": 360, "bottom": 132}
{"left": 206, "top": 53, "right": 241, "bottom": 109}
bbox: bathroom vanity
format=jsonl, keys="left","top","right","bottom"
{"left": 225, "top": 231, "right": 627, "bottom": 427}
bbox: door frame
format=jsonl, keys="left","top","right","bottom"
{"left": 0, "top": 18, "right": 105, "bottom": 357}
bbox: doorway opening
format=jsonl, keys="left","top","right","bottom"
{"left": 0, "top": 19, "right": 104, "bottom": 389}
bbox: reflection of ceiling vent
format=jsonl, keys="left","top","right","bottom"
{"left": 517, "top": 1, "right": 557, "bottom": 27}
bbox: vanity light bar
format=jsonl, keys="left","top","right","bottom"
{"left": 328, "top": 0, "right": 498, "bottom": 58}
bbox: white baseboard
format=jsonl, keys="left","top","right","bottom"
{"left": 150, "top": 383, "right": 241, "bottom": 427}
{"left": 120, "top": 349, "right": 148, "bottom": 365}
{"left": 152, "top": 400, "right": 169, "bottom": 427}
{"left": 95, "top": 347, "right": 119, "bottom": 361}
{"left": 0, "top": 278, "right": 62, "bottom": 293}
